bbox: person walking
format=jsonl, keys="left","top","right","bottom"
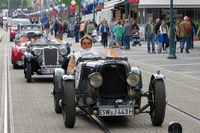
{"left": 155, "top": 18, "right": 161, "bottom": 35}
{"left": 109, "top": 18, "right": 116, "bottom": 41}
{"left": 100, "top": 20, "right": 109, "bottom": 48}
{"left": 74, "top": 21, "right": 80, "bottom": 43}
{"left": 50, "top": 21, "right": 54, "bottom": 35}
{"left": 69, "top": 21, "right": 74, "bottom": 38}
{"left": 145, "top": 17, "right": 156, "bottom": 54}
{"left": 156, "top": 30, "right": 163, "bottom": 53}
{"left": 79, "top": 21, "right": 85, "bottom": 38}
{"left": 86, "top": 20, "right": 95, "bottom": 42}
{"left": 113, "top": 21, "right": 124, "bottom": 45}
{"left": 178, "top": 16, "right": 191, "bottom": 53}
{"left": 44, "top": 20, "right": 50, "bottom": 37}
{"left": 53, "top": 20, "right": 60, "bottom": 38}
{"left": 123, "top": 19, "right": 131, "bottom": 49}
{"left": 159, "top": 20, "right": 169, "bottom": 51}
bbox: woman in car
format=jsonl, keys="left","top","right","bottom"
{"left": 51, "top": 31, "right": 67, "bottom": 44}
{"left": 67, "top": 35, "right": 96, "bottom": 75}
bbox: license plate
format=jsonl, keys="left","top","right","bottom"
{"left": 45, "top": 69, "right": 54, "bottom": 74}
{"left": 17, "top": 61, "right": 23, "bottom": 66}
{"left": 99, "top": 108, "right": 134, "bottom": 116}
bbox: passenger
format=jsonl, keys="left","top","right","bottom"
{"left": 51, "top": 31, "right": 67, "bottom": 44}
{"left": 19, "top": 34, "right": 28, "bottom": 41}
{"left": 67, "top": 35, "right": 97, "bottom": 75}
{"left": 34, "top": 32, "right": 47, "bottom": 43}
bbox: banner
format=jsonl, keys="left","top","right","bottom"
{"left": 81, "top": 0, "right": 88, "bottom": 11}
{"left": 70, "top": 4, "right": 76, "bottom": 13}
{"left": 128, "top": 0, "right": 139, "bottom": 3}
{"left": 96, "top": 0, "right": 104, "bottom": 9}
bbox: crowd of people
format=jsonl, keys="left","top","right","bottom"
{"left": 43, "top": 17, "right": 140, "bottom": 50}
{"left": 41, "top": 15, "right": 197, "bottom": 54}
{"left": 146, "top": 16, "right": 197, "bottom": 54}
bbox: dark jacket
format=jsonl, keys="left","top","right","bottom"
{"left": 53, "top": 21, "right": 59, "bottom": 31}
{"left": 74, "top": 23, "right": 79, "bottom": 32}
{"left": 155, "top": 22, "right": 161, "bottom": 34}
{"left": 100, "top": 24, "right": 109, "bottom": 33}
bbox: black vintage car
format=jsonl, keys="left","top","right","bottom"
{"left": 23, "top": 40, "right": 71, "bottom": 83}
{"left": 52, "top": 47, "right": 166, "bottom": 128}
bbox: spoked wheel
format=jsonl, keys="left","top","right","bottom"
{"left": 149, "top": 79, "right": 166, "bottom": 126}
{"left": 62, "top": 81, "right": 76, "bottom": 128}
{"left": 26, "top": 61, "right": 32, "bottom": 83}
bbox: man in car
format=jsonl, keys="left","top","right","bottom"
{"left": 67, "top": 34, "right": 97, "bottom": 75}
{"left": 34, "top": 32, "right": 48, "bottom": 43}
{"left": 51, "top": 31, "right": 67, "bottom": 44}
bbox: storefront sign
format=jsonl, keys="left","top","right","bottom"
{"left": 128, "top": 0, "right": 139, "bottom": 3}
{"left": 96, "top": 0, "right": 104, "bottom": 9}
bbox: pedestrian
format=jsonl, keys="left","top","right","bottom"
{"left": 145, "top": 17, "right": 156, "bottom": 54}
{"left": 100, "top": 20, "right": 109, "bottom": 48}
{"left": 168, "top": 21, "right": 178, "bottom": 53}
{"left": 74, "top": 21, "right": 80, "bottom": 43}
{"left": 5, "top": 21, "right": 8, "bottom": 31}
{"left": 63, "top": 21, "right": 68, "bottom": 35}
{"left": 123, "top": 19, "right": 131, "bottom": 49}
{"left": 86, "top": 20, "right": 95, "bottom": 42}
{"left": 53, "top": 20, "right": 60, "bottom": 38}
{"left": 188, "top": 17, "right": 196, "bottom": 50}
{"left": 109, "top": 18, "right": 116, "bottom": 41}
{"left": 44, "top": 20, "right": 50, "bottom": 37}
{"left": 79, "top": 21, "right": 85, "bottom": 38}
{"left": 178, "top": 16, "right": 191, "bottom": 53}
{"left": 113, "top": 20, "right": 124, "bottom": 45}
{"left": 50, "top": 21, "right": 54, "bottom": 35}
{"left": 156, "top": 30, "right": 163, "bottom": 53}
{"left": 155, "top": 18, "right": 161, "bottom": 35}
{"left": 69, "top": 21, "right": 74, "bottom": 38}
{"left": 159, "top": 20, "right": 169, "bottom": 51}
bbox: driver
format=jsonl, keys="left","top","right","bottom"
{"left": 67, "top": 35, "right": 97, "bottom": 75}
{"left": 34, "top": 32, "right": 48, "bottom": 43}
{"left": 51, "top": 31, "right": 67, "bottom": 44}
{"left": 19, "top": 34, "right": 28, "bottom": 41}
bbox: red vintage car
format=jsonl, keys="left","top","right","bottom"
{"left": 11, "top": 40, "right": 30, "bottom": 69}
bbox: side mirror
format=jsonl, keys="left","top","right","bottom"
{"left": 168, "top": 122, "right": 182, "bottom": 133}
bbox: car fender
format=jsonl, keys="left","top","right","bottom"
{"left": 24, "top": 52, "right": 33, "bottom": 62}
{"left": 150, "top": 70, "right": 165, "bottom": 81}
{"left": 54, "top": 68, "right": 65, "bottom": 93}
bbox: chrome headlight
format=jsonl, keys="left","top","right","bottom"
{"left": 127, "top": 73, "right": 140, "bottom": 87}
{"left": 88, "top": 72, "right": 103, "bottom": 88}
{"left": 20, "top": 48, "right": 26, "bottom": 54}
{"left": 34, "top": 49, "right": 42, "bottom": 56}
{"left": 60, "top": 47, "right": 67, "bottom": 55}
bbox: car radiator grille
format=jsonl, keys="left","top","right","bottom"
{"left": 99, "top": 65, "right": 127, "bottom": 99}
{"left": 44, "top": 48, "right": 57, "bottom": 65}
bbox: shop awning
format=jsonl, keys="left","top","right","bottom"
{"left": 138, "top": 0, "right": 200, "bottom": 8}
{"left": 103, "top": 0, "right": 124, "bottom": 9}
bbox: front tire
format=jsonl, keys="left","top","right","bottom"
{"left": 62, "top": 81, "right": 76, "bottom": 128}
{"left": 149, "top": 79, "right": 166, "bottom": 126}
{"left": 54, "top": 92, "right": 62, "bottom": 113}
{"left": 13, "top": 63, "right": 18, "bottom": 69}
{"left": 26, "top": 61, "right": 32, "bottom": 83}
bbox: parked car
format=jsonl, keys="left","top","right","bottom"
{"left": 23, "top": 40, "right": 71, "bottom": 83}
{"left": 9, "top": 18, "right": 30, "bottom": 42}
{"left": 11, "top": 39, "right": 30, "bottom": 69}
{"left": 52, "top": 47, "right": 166, "bottom": 128}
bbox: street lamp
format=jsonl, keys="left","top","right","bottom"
{"left": 49, "top": 7, "right": 53, "bottom": 21}
{"left": 167, "top": 0, "right": 177, "bottom": 59}
{"left": 55, "top": 6, "right": 58, "bottom": 20}
{"left": 45, "top": 9, "right": 49, "bottom": 21}
{"left": 68, "top": 0, "right": 76, "bottom": 21}
{"left": 61, "top": 3, "right": 66, "bottom": 21}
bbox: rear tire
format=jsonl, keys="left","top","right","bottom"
{"left": 13, "top": 63, "right": 18, "bottom": 69}
{"left": 149, "top": 79, "right": 166, "bottom": 126}
{"left": 62, "top": 81, "right": 76, "bottom": 128}
{"left": 26, "top": 61, "right": 32, "bottom": 83}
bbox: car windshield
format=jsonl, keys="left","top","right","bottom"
{"left": 80, "top": 48, "right": 100, "bottom": 58}
{"left": 107, "top": 47, "right": 126, "bottom": 57}
{"left": 20, "top": 25, "right": 42, "bottom": 31}
{"left": 12, "top": 19, "right": 30, "bottom": 26}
